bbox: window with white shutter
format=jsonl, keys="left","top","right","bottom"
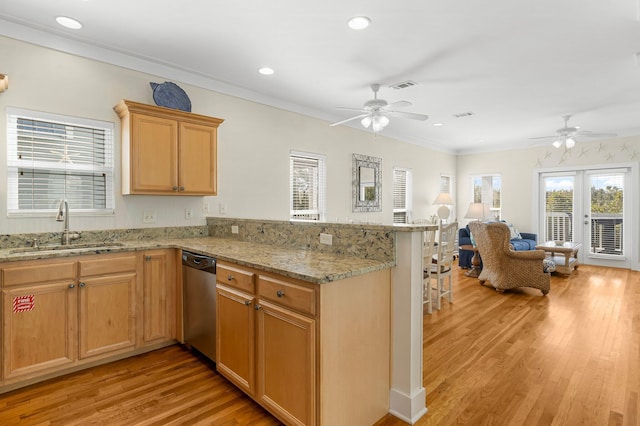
{"left": 393, "top": 167, "right": 412, "bottom": 223}
{"left": 6, "top": 108, "right": 114, "bottom": 216}
{"left": 290, "top": 151, "right": 326, "bottom": 221}
{"left": 471, "top": 174, "right": 501, "bottom": 220}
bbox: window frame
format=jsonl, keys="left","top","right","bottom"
{"left": 471, "top": 173, "right": 501, "bottom": 220}
{"left": 6, "top": 107, "right": 115, "bottom": 217}
{"left": 393, "top": 167, "right": 413, "bottom": 224}
{"left": 289, "top": 150, "right": 326, "bottom": 222}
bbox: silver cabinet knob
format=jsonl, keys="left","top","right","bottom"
{"left": 276, "top": 290, "right": 285, "bottom": 298}
{"left": 244, "top": 300, "right": 251, "bottom": 306}
{"left": 227, "top": 274, "right": 234, "bottom": 281}
{"left": 255, "top": 305, "right": 262, "bottom": 311}
{"left": 173, "top": 186, "right": 178, "bottom": 191}
{"left": 79, "top": 282, "right": 86, "bottom": 288}
{"left": 179, "top": 186, "right": 185, "bottom": 191}
{"left": 69, "top": 284, "right": 75, "bottom": 289}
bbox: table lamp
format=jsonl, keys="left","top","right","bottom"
{"left": 464, "top": 202, "right": 490, "bottom": 221}
{"left": 433, "top": 192, "right": 454, "bottom": 221}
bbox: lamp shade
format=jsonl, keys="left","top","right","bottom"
{"left": 464, "top": 202, "right": 490, "bottom": 221}
{"left": 433, "top": 192, "right": 454, "bottom": 205}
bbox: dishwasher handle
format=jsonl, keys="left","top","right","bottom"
{"left": 182, "top": 251, "right": 216, "bottom": 272}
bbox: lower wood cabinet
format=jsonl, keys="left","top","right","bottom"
{"left": 216, "top": 261, "right": 391, "bottom": 426}
{"left": 0, "top": 249, "right": 177, "bottom": 390}
{"left": 141, "top": 250, "right": 177, "bottom": 346}
{"left": 256, "top": 300, "right": 316, "bottom": 425}
{"left": 2, "top": 279, "right": 76, "bottom": 380}
{"left": 78, "top": 255, "right": 138, "bottom": 359}
{"left": 216, "top": 285, "right": 256, "bottom": 395}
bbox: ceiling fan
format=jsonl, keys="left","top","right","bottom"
{"left": 530, "top": 114, "right": 617, "bottom": 149}
{"left": 329, "top": 84, "right": 429, "bottom": 132}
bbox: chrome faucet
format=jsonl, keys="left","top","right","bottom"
{"left": 55, "top": 199, "right": 80, "bottom": 245}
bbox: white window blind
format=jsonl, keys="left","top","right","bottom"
{"left": 440, "top": 174, "right": 451, "bottom": 194}
{"left": 393, "top": 167, "right": 412, "bottom": 224}
{"left": 290, "top": 151, "right": 326, "bottom": 221}
{"left": 7, "top": 108, "right": 114, "bottom": 215}
{"left": 472, "top": 174, "right": 501, "bottom": 220}
{"left": 543, "top": 175, "right": 574, "bottom": 242}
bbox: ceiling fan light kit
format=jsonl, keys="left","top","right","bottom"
{"left": 330, "top": 83, "right": 428, "bottom": 132}
{"left": 531, "top": 114, "right": 618, "bottom": 149}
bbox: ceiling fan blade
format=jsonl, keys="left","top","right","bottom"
{"left": 575, "top": 130, "right": 618, "bottom": 138}
{"left": 528, "top": 135, "right": 557, "bottom": 140}
{"left": 336, "top": 106, "right": 368, "bottom": 112}
{"left": 329, "top": 113, "right": 370, "bottom": 127}
{"left": 387, "top": 110, "right": 429, "bottom": 121}
{"left": 387, "top": 100, "right": 412, "bottom": 109}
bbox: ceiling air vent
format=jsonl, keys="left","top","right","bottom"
{"left": 389, "top": 80, "right": 418, "bottom": 90}
{"left": 453, "top": 111, "right": 474, "bottom": 118}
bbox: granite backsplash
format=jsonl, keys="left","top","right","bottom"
{"left": 208, "top": 218, "right": 395, "bottom": 263}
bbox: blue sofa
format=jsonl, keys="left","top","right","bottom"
{"left": 458, "top": 224, "right": 538, "bottom": 269}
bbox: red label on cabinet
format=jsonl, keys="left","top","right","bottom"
{"left": 13, "top": 295, "right": 35, "bottom": 313}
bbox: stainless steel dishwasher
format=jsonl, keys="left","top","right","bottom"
{"left": 182, "top": 251, "right": 217, "bottom": 362}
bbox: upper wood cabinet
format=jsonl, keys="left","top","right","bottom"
{"left": 114, "top": 100, "right": 224, "bottom": 196}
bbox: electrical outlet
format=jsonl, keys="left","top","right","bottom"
{"left": 319, "top": 233, "right": 333, "bottom": 245}
{"left": 231, "top": 225, "right": 239, "bottom": 234}
{"left": 143, "top": 211, "right": 157, "bottom": 223}
{"left": 202, "top": 203, "right": 210, "bottom": 215}
{"left": 184, "top": 208, "right": 194, "bottom": 219}
{"left": 219, "top": 203, "right": 227, "bottom": 214}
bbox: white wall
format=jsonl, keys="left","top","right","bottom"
{"left": 0, "top": 36, "right": 456, "bottom": 234}
{"left": 457, "top": 136, "right": 640, "bottom": 230}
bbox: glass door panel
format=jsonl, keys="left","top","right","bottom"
{"left": 586, "top": 172, "right": 625, "bottom": 261}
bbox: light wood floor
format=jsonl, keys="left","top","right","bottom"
{"left": 1, "top": 265, "right": 638, "bottom": 425}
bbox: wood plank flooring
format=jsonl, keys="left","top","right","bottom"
{"left": 1, "top": 265, "right": 638, "bottom": 425}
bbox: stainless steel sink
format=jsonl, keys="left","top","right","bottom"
{"left": 9, "top": 242, "right": 126, "bottom": 254}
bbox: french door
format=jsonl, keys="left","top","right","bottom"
{"left": 539, "top": 167, "right": 631, "bottom": 269}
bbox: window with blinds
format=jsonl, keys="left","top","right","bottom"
{"left": 290, "top": 151, "right": 326, "bottom": 221}
{"left": 440, "top": 174, "right": 451, "bottom": 194}
{"left": 7, "top": 108, "right": 114, "bottom": 215}
{"left": 393, "top": 167, "right": 412, "bottom": 223}
{"left": 543, "top": 175, "right": 574, "bottom": 242}
{"left": 472, "top": 174, "right": 501, "bottom": 220}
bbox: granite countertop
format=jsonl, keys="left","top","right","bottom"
{"left": 0, "top": 237, "right": 394, "bottom": 284}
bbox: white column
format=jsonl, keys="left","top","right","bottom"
{"left": 389, "top": 230, "right": 427, "bottom": 423}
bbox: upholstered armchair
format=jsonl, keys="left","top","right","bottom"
{"left": 468, "top": 221, "right": 550, "bottom": 295}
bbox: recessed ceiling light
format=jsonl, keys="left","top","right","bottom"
{"left": 56, "top": 16, "right": 83, "bottom": 29}
{"left": 258, "top": 67, "right": 274, "bottom": 75}
{"left": 432, "top": 122, "right": 444, "bottom": 127}
{"left": 348, "top": 16, "right": 371, "bottom": 30}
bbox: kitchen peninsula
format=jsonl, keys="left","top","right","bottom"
{"left": 0, "top": 218, "right": 433, "bottom": 425}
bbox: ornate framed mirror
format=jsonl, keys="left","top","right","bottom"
{"left": 352, "top": 153, "right": 382, "bottom": 212}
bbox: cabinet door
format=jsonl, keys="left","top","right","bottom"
{"left": 179, "top": 121, "right": 217, "bottom": 195}
{"left": 216, "top": 285, "right": 255, "bottom": 396}
{"left": 257, "top": 300, "right": 316, "bottom": 426}
{"left": 130, "top": 113, "right": 179, "bottom": 193}
{"left": 78, "top": 273, "right": 136, "bottom": 359}
{"left": 2, "top": 282, "right": 76, "bottom": 380}
{"left": 142, "top": 250, "right": 176, "bottom": 345}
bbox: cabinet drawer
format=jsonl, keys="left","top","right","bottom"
{"left": 217, "top": 263, "right": 255, "bottom": 293}
{"left": 258, "top": 276, "right": 316, "bottom": 316}
{"left": 79, "top": 254, "right": 137, "bottom": 277}
{"left": 2, "top": 261, "right": 76, "bottom": 287}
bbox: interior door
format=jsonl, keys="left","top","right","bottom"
{"left": 540, "top": 168, "right": 631, "bottom": 269}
